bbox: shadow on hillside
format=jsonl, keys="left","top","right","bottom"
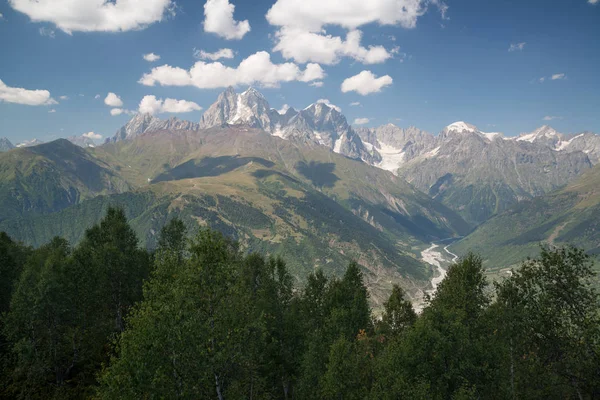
{"left": 152, "top": 156, "right": 275, "bottom": 183}
{"left": 252, "top": 169, "right": 301, "bottom": 184}
{"left": 295, "top": 161, "right": 339, "bottom": 188}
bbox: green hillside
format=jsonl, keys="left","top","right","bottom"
{"left": 0, "top": 139, "right": 130, "bottom": 221}
{"left": 450, "top": 163, "right": 600, "bottom": 276}
{"left": 0, "top": 129, "right": 472, "bottom": 306}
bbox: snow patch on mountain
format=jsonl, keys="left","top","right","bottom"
{"left": 376, "top": 142, "right": 406, "bottom": 174}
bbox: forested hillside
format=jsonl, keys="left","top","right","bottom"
{"left": 1, "top": 209, "right": 599, "bottom": 399}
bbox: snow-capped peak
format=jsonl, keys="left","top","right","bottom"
{"left": 445, "top": 121, "right": 479, "bottom": 133}
{"left": 517, "top": 125, "right": 560, "bottom": 143}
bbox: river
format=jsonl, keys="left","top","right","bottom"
{"left": 414, "top": 239, "right": 460, "bottom": 312}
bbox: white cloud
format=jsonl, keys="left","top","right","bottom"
{"left": 543, "top": 116, "right": 562, "bottom": 121}
{"left": 539, "top": 77, "right": 546, "bottom": 83}
{"left": 0, "top": 79, "right": 57, "bottom": 106}
{"left": 273, "top": 28, "right": 393, "bottom": 65}
{"left": 589, "top": 0, "right": 598, "bottom": 4}
{"left": 59, "top": 95, "right": 69, "bottom": 100}
{"left": 110, "top": 108, "right": 135, "bottom": 116}
{"left": 316, "top": 99, "right": 341, "bottom": 112}
{"left": 350, "top": 101, "right": 361, "bottom": 106}
{"left": 104, "top": 92, "right": 123, "bottom": 107}
{"left": 0, "top": 13, "right": 3, "bottom": 19}
{"left": 309, "top": 81, "right": 324, "bottom": 87}
{"left": 194, "top": 48, "right": 235, "bottom": 61}
{"left": 551, "top": 73, "right": 566, "bottom": 80}
{"left": 8, "top": 0, "right": 175, "bottom": 33}
{"left": 143, "top": 53, "right": 161, "bottom": 62}
{"left": 94, "top": 94, "right": 101, "bottom": 99}
{"left": 353, "top": 117, "right": 370, "bottom": 125}
{"left": 139, "top": 95, "right": 202, "bottom": 114}
{"left": 266, "top": 0, "right": 445, "bottom": 64}
{"left": 139, "top": 51, "right": 325, "bottom": 89}
{"left": 204, "top": 0, "right": 250, "bottom": 40}
{"left": 266, "top": 0, "right": 445, "bottom": 31}
{"left": 83, "top": 132, "right": 102, "bottom": 140}
{"left": 39, "top": 26, "right": 55, "bottom": 38}
{"left": 48, "top": 109, "right": 56, "bottom": 113}
{"left": 78, "top": 94, "right": 84, "bottom": 97}
{"left": 341, "top": 70, "right": 393, "bottom": 95}
{"left": 508, "top": 42, "right": 526, "bottom": 52}
{"left": 277, "top": 104, "right": 290, "bottom": 114}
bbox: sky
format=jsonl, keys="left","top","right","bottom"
{"left": 0, "top": 0, "right": 599, "bottom": 145}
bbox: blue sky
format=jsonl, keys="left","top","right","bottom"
{"left": 0, "top": 0, "right": 599, "bottom": 144}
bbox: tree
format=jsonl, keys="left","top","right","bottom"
{"left": 2, "top": 238, "right": 91, "bottom": 399}
{"left": 74, "top": 207, "right": 150, "bottom": 333}
{"left": 157, "top": 217, "right": 187, "bottom": 254}
{"left": 382, "top": 253, "right": 494, "bottom": 399}
{"left": 377, "top": 285, "right": 417, "bottom": 338}
{"left": 493, "top": 246, "right": 600, "bottom": 398}
{"left": 99, "top": 229, "right": 251, "bottom": 399}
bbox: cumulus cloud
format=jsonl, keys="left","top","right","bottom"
{"left": 273, "top": 28, "right": 393, "bottom": 65}
{"left": 353, "top": 117, "right": 370, "bottom": 125}
{"left": 341, "top": 70, "right": 393, "bottom": 95}
{"left": 104, "top": 92, "right": 124, "bottom": 107}
{"left": 0, "top": 79, "right": 57, "bottom": 106}
{"left": 94, "top": 94, "right": 101, "bottom": 99}
{"left": 350, "top": 102, "right": 361, "bottom": 106}
{"left": 543, "top": 116, "right": 562, "bottom": 121}
{"left": 83, "top": 132, "right": 102, "bottom": 140}
{"left": 139, "top": 95, "right": 202, "bottom": 114}
{"left": 266, "top": 0, "right": 445, "bottom": 31}
{"left": 204, "top": 0, "right": 250, "bottom": 40}
{"left": 266, "top": 0, "right": 445, "bottom": 64}
{"left": 143, "top": 53, "right": 161, "bottom": 62}
{"left": 59, "top": 95, "right": 69, "bottom": 100}
{"left": 590, "top": 0, "right": 598, "bottom": 4}
{"left": 8, "top": 0, "right": 175, "bottom": 33}
{"left": 316, "top": 99, "right": 341, "bottom": 112}
{"left": 194, "top": 48, "right": 235, "bottom": 61}
{"left": 551, "top": 73, "right": 566, "bottom": 80}
{"left": 508, "top": 42, "right": 526, "bottom": 52}
{"left": 309, "top": 81, "right": 324, "bottom": 87}
{"left": 139, "top": 51, "right": 325, "bottom": 89}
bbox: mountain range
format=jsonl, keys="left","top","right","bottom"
{"left": 1, "top": 86, "right": 599, "bottom": 304}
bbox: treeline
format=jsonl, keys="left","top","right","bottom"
{"left": 0, "top": 208, "right": 599, "bottom": 399}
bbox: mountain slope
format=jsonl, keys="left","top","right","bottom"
{"left": 0, "top": 139, "right": 130, "bottom": 221}
{"left": 1, "top": 125, "right": 471, "bottom": 306}
{"left": 358, "top": 122, "right": 594, "bottom": 225}
{"left": 450, "top": 163, "right": 600, "bottom": 272}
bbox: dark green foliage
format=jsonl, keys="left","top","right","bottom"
{"left": 1, "top": 208, "right": 149, "bottom": 399}
{"left": 1, "top": 212, "right": 599, "bottom": 399}
{"left": 376, "top": 285, "right": 417, "bottom": 338}
{"left": 492, "top": 246, "right": 600, "bottom": 398}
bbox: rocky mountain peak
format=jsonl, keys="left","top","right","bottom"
{"left": 0, "top": 137, "right": 15, "bottom": 152}
{"left": 517, "top": 125, "right": 562, "bottom": 144}
{"left": 199, "top": 86, "right": 272, "bottom": 130}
